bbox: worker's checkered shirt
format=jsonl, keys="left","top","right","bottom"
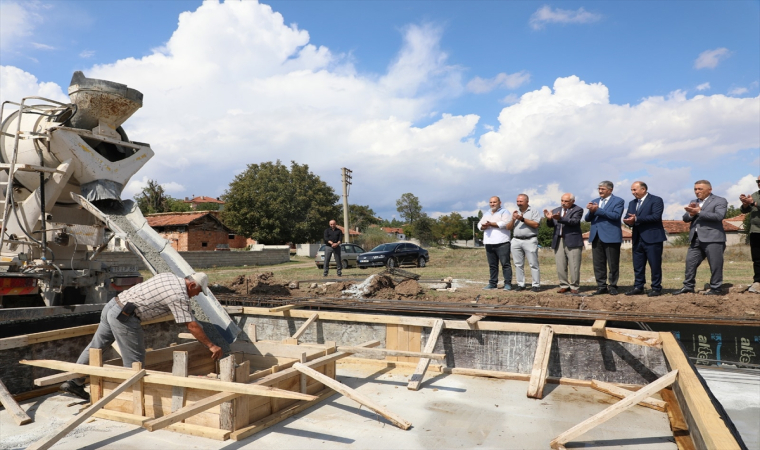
{"left": 118, "top": 273, "right": 195, "bottom": 323}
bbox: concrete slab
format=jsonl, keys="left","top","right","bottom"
{"left": 1, "top": 363, "right": 676, "bottom": 450}
{"left": 699, "top": 367, "right": 760, "bottom": 450}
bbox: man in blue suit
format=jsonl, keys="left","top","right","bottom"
{"left": 623, "top": 181, "right": 667, "bottom": 297}
{"left": 585, "top": 181, "right": 625, "bottom": 296}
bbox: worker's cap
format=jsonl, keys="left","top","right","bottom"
{"left": 188, "top": 272, "right": 210, "bottom": 296}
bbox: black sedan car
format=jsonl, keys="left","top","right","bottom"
{"left": 357, "top": 242, "right": 429, "bottom": 269}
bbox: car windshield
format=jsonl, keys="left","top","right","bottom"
{"left": 370, "top": 244, "right": 398, "bottom": 252}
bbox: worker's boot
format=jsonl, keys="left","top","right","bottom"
{"left": 60, "top": 381, "right": 90, "bottom": 401}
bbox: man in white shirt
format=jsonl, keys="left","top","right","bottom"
{"left": 478, "top": 196, "right": 513, "bottom": 290}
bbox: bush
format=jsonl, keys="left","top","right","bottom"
{"left": 355, "top": 227, "right": 396, "bottom": 250}
{"left": 671, "top": 233, "right": 691, "bottom": 247}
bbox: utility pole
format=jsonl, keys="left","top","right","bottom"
{"left": 341, "top": 168, "right": 352, "bottom": 243}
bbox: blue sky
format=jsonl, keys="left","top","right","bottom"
{"left": 1, "top": 0, "right": 758, "bottom": 222}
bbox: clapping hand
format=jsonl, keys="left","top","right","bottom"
{"left": 543, "top": 209, "right": 552, "bottom": 220}
{"left": 684, "top": 201, "right": 700, "bottom": 216}
{"left": 740, "top": 194, "right": 753, "bottom": 206}
{"left": 623, "top": 213, "right": 636, "bottom": 226}
{"left": 512, "top": 211, "right": 523, "bottom": 221}
{"left": 587, "top": 202, "right": 598, "bottom": 213}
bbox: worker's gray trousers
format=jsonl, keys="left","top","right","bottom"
{"left": 72, "top": 298, "right": 145, "bottom": 386}
{"left": 511, "top": 237, "right": 540, "bottom": 288}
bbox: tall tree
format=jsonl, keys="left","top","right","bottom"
{"left": 221, "top": 160, "right": 340, "bottom": 244}
{"left": 412, "top": 213, "right": 436, "bottom": 245}
{"left": 396, "top": 193, "right": 422, "bottom": 225}
{"left": 436, "top": 212, "right": 467, "bottom": 245}
{"left": 349, "top": 204, "right": 381, "bottom": 230}
{"left": 135, "top": 180, "right": 190, "bottom": 214}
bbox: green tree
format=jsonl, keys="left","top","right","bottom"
{"left": 166, "top": 197, "right": 191, "bottom": 212}
{"left": 396, "top": 193, "right": 422, "bottom": 225}
{"left": 537, "top": 218, "right": 554, "bottom": 248}
{"left": 195, "top": 202, "right": 221, "bottom": 212}
{"left": 221, "top": 160, "right": 340, "bottom": 244}
{"left": 436, "top": 212, "right": 467, "bottom": 245}
{"left": 379, "top": 217, "right": 405, "bottom": 228}
{"left": 135, "top": 180, "right": 190, "bottom": 214}
{"left": 349, "top": 204, "right": 381, "bottom": 230}
{"left": 725, "top": 204, "right": 743, "bottom": 219}
{"left": 412, "top": 213, "right": 436, "bottom": 246}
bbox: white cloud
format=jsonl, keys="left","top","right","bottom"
{"left": 121, "top": 176, "right": 186, "bottom": 199}
{"left": 529, "top": 5, "right": 602, "bottom": 30}
{"left": 694, "top": 47, "right": 731, "bottom": 69}
{"left": 31, "top": 42, "right": 55, "bottom": 50}
{"left": 724, "top": 175, "right": 758, "bottom": 207}
{"left": 79, "top": 50, "right": 95, "bottom": 58}
{"left": 696, "top": 82, "right": 710, "bottom": 91}
{"left": 500, "top": 93, "right": 520, "bottom": 105}
{"left": 729, "top": 87, "right": 749, "bottom": 95}
{"left": 466, "top": 71, "right": 531, "bottom": 93}
{"left": 0, "top": 66, "right": 67, "bottom": 118}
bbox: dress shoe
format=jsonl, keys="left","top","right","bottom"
{"left": 557, "top": 287, "right": 570, "bottom": 294}
{"left": 625, "top": 287, "right": 645, "bottom": 296}
{"left": 483, "top": 285, "right": 497, "bottom": 290}
{"left": 60, "top": 381, "right": 90, "bottom": 401}
{"left": 672, "top": 287, "right": 695, "bottom": 295}
{"left": 514, "top": 285, "right": 524, "bottom": 292}
{"left": 608, "top": 287, "right": 618, "bottom": 296}
{"left": 592, "top": 287, "right": 609, "bottom": 296}
{"left": 748, "top": 282, "right": 760, "bottom": 294}
{"left": 569, "top": 289, "right": 580, "bottom": 295}
{"left": 703, "top": 289, "right": 723, "bottom": 296}
{"left": 531, "top": 287, "right": 541, "bottom": 293}
{"left": 647, "top": 290, "right": 662, "bottom": 297}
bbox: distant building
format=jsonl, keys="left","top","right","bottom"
{"left": 146, "top": 211, "right": 253, "bottom": 251}
{"left": 380, "top": 226, "right": 406, "bottom": 240}
{"left": 661, "top": 220, "right": 743, "bottom": 246}
{"left": 582, "top": 226, "right": 633, "bottom": 250}
{"left": 183, "top": 195, "right": 225, "bottom": 210}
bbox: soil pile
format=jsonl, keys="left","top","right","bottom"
{"left": 214, "top": 272, "right": 291, "bottom": 296}
{"left": 395, "top": 279, "right": 424, "bottom": 297}
{"left": 322, "top": 281, "right": 354, "bottom": 296}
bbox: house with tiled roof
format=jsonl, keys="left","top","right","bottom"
{"left": 146, "top": 211, "right": 253, "bottom": 251}
{"left": 183, "top": 195, "right": 225, "bottom": 210}
{"left": 662, "top": 220, "right": 744, "bottom": 246}
{"left": 582, "top": 226, "right": 633, "bottom": 250}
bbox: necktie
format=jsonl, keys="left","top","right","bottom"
{"left": 600, "top": 198, "right": 607, "bottom": 209}
{"left": 636, "top": 198, "right": 642, "bottom": 212}
{"left": 560, "top": 209, "right": 565, "bottom": 236}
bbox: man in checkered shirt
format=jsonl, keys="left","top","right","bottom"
{"left": 60, "top": 272, "right": 223, "bottom": 401}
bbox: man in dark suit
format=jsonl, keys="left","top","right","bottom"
{"left": 544, "top": 193, "right": 584, "bottom": 294}
{"left": 673, "top": 180, "right": 728, "bottom": 296}
{"left": 623, "top": 181, "right": 667, "bottom": 297}
{"left": 585, "top": 181, "right": 625, "bottom": 296}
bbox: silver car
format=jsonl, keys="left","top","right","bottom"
{"left": 315, "top": 243, "right": 366, "bottom": 269}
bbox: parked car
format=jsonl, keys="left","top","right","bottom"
{"left": 315, "top": 243, "right": 366, "bottom": 269}
{"left": 357, "top": 242, "right": 429, "bottom": 269}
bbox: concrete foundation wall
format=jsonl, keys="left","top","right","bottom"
{"left": 95, "top": 247, "right": 290, "bottom": 270}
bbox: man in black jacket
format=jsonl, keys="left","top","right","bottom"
{"left": 323, "top": 220, "right": 344, "bottom": 277}
{"left": 544, "top": 193, "right": 584, "bottom": 294}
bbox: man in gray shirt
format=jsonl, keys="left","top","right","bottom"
{"left": 509, "top": 194, "right": 541, "bottom": 292}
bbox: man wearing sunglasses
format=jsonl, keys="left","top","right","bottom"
{"left": 740, "top": 175, "right": 760, "bottom": 294}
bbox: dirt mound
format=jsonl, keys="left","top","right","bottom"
{"left": 323, "top": 281, "right": 354, "bottom": 295}
{"left": 395, "top": 279, "right": 424, "bottom": 297}
{"left": 364, "top": 274, "right": 395, "bottom": 297}
{"left": 216, "top": 272, "right": 291, "bottom": 296}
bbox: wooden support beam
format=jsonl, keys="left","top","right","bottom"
{"left": 132, "top": 362, "right": 145, "bottom": 416}
{"left": 299, "top": 353, "right": 308, "bottom": 394}
{"left": 602, "top": 328, "right": 662, "bottom": 348}
{"left": 293, "top": 362, "right": 412, "bottom": 430}
{"left": 89, "top": 348, "right": 103, "bottom": 403}
{"left": 269, "top": 304, "right": 299, "bottom": 313}
{"left": 590, "top": 379, "right": 667, "bottom": 412}
{"left": 144, "top": 392, "right": 238, "bottom": 432}
{"left": 19, "top": 360, "right": 316, "bottom": 401}
{"left": 246, "top": 323, "right": 257, "bottom": 342}
{"left": 0, "top": 379, "right": 32, "bottom": 426}
{"left": 27, "top": 369, "right": 146, "bottom": 450}
{"left": 527, "top": 325, "right": 553, "bottom": 399}
{"left": 282, "top": 337, "right": 298, "bottom": 345}
{"left": 34, "top": 371, "right": 82, "bottom": 387}
{"left": 291, "top": 313, "right": 319, "bottom": 340}
{"left": 171, "top": 351, "right": 188, "bottom": 413}
{"left": 549, "top": 370, "right": 678, "bottom": 449}
{"left": 234, "top": 361, "right": 250, "bottom": 431}
{"left": 219, "top": 356, "right": 235, "bottom": 431}
{"left": 337, "top": 346, "right": 445, "bottom": 360}
{"left": 591, "top": 320, "right": 606, "bottom": 335}
{"left": 466, "top": 314, "right": 485, "bottom": 327}
{"left": 407, "top": 319, "right": 445, "bottom": 391}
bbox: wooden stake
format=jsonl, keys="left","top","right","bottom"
{"left": 171, "top": 351, "right": 188, "bottom": 413}
{"left": 292, "top": 362, "right": 412, "bottom": 430}
{"left": 0, "top": 379, "right": 32, "bottom": 426}
{"left": 34, "top": 372, "right": 82, "bottom": 387}
{"left": 591, "top": 320, "right": 606, "bottom": 335}
{"left": 590, "top": 379, "right": 667, "bottom": 412}
{"left": 89, "top": 348, "right": 103, "bottom": 403}
{"left": 550, "top": 370, "right": 678, "bottom": 449}
{"left": 27, "top": 369, "right": 146, "bottom": 450}
{"left": 527, "top": 325, "right": 553, "bottom": 399}
{"left": 291, "top": 313, "right": 319, "bottom": 340}
{"left": 219, "top": 355, "right": 235, "bottom": 431}
{"left": 234, "top": 361, "right": 250, "bottom": 431}
{"left": 466, "top": 314, "right": 485, "bottom": 327}
{"left": 246, "top": 323, "right": 257, "bottom": 343}
{"left": 269, "top": 304, "right": 298, "bottom": 313}
{"left": 407, "top": 319, "right": 444, "bottom": 391}
{"left": 131, "top": 362, "right": 144, "bottom": 416}
{"left": 300, "top": 352, "right": 308, "bottom": 394}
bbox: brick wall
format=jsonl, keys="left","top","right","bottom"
{"left": 94, "top": 247, "right": 290, "bottom": 270}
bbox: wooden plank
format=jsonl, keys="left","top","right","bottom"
{"left": 466, "top": 314, "right": 485, "bottom": 327}
{"left": 27, "top": 369, "right": 147, "bottom": 450}
{"left": 591, "top": 320, "right": 606, "bottom": 335}
{"left": 34, "top": 371, "right": 83, "bottom": 387}
{"left": 93, "top": 408, "right": 150, "bottom": 426}
{"left": 219, "top": 355, "right": 235, "bottom": 431}
{"left": 282, "top": 337, "right": 298, "bottom": 345}
{"left": 171, "top": 351, "right": 188, "bottom": 413}
{"left": 144, "top": 391, "right": 237, "bottom": 432}
{"left": 338, "top": 346, "right": 445, "bottom": 360}
{"left": 132, "top": 362, "right": 145, "bottom": 416}
{"left": 408, "top": 319, "right": 444, "bottom": 390}
{"left": 603, "top": 328, "right": 662, "bottom": 348}
{"left": 234, "top": 361, "right": 250, "bottom": 431}
{"left": 660, "top": 333, "right": 740, "bottom": 450}
{"left": 590, "top": 379, "right": 667, "bottom": 412}
{"left": 385, "top": 324, "right": 399, "bottom": 361}
{"left": 90, "top": 348, "right": 103, "bottom": 403}
{"left": 12, "top": 385, "right": 66, "bottom": 402}
{"left": 293, "top": 363, "right": 411, "bottom": 430}
{"left": 291, "top": 313, "right": 319, "bottom": 340}
{"left": 299, "top": 353, "right": 308, "bottom": 394}
{"left": 92, "top": 409, "right": 229, "bottom": 440}
{"left": 230, "top": 388, "right": 338, "bottom": 441}
{"left": 229, "top": 341, "right": 325, "bottom": 359}
{"left": 19, "top": 360, "right": 316, "bottom": 401}
{"left": 269, "top": 304, "right": 299, "bottom": 313}
{"left": 527, "top": 325, "right": 554, "bottom": 399}
{"left": 0, "top": 379, "right": 32, "bottom": 426}
{"left": 403, "top": 325, "right": 421, "bottom": 363}
{"left": 550, "top": 370, "right": 678, "bottom": 449}
{"left": 660, "top": 388, "right": 695, "bottom": 450}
